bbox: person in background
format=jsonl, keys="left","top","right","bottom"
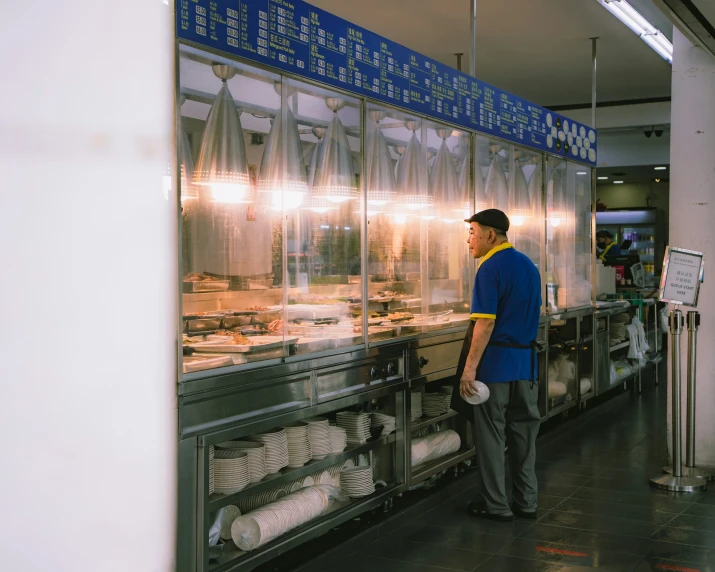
{"left": 596, "top": 230, "right": 621, "bottom": 261}
{"left": 450, "top": 209, "right": 542, "bottom": 522}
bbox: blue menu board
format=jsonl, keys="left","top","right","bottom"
{"left": 177, "top": 0, "right": 597, "bottom": 166}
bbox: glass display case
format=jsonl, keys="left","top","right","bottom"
{"left": 363, "top": 105, "right": 472, "bottom": 340}
{"left": 179, "top": 47, "right": 363, "bottom": 375}
{"left": 545, "top": 158, "right": 592, "bottom": 311}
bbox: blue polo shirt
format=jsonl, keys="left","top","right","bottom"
{"left": 470, "top": 243, "right": 542, "bottom": 382}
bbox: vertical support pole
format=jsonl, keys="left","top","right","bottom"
{"left": 686, "top": 311, "right": 699, "bottom": 467}
{"left": 650, "top": 309, "right": 705, "bottom": 491}
{"left": 470, "top": 0, "right": 477, "bottom": 77}
{"left": 671, "top": 309, "right": 684, "bottom": 477}
{"left": 591, "top": 38, "right": 598, "bottom": 129}
{"left": 590, "top": 38, "right": 598, "bottom": 309}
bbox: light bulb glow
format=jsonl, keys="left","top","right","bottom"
{"left": 210, "top": 183, "right": 252, "bottom": 204}
{"left": 550, "top": 217, "right": 562, "bottom": 227}
{"left": 511, "top": 215, "right": 525, "bottom": 227}
{"left": 393, "top": 214, "right": 407, "bottom": 225}
{"left": 270, "top": 190, "right": 305, "bottom": 211}
{"left": 325, "top": 196, "right": 352, "bottom": 204}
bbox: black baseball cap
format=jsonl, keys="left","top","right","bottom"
{"left": 464, "top": 209, "right": 510, "bottom": 233}
{"left": 596, "top": 230, "right": 612, "bottom": 239}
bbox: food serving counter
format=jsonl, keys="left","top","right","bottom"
{"left": 172, "top": 3, "right": 606, "bottom": 571}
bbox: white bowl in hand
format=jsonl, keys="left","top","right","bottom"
{"left": 462, "top": 381, "right": 490, "bottom": 405}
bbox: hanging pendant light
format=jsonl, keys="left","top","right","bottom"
{"left": 393, "top": 144, "right": 406, "bottom": 180}
{"left": 548, "top": 165, "right": 566, "bottom": 227}
{"left": 311, "top": 98, "right": 358, "bottom": 204}
{"left": 179, "top": 124, "right": 199, "bottom": 202}
{"left": 511, "top": 152, "right": 531, "bottom": 227}
{"left": 430, "top": 128, "right": 463, "bottom": 223}
{"left": 485, "top": 145, "right": 508, "bottom": 213}
{"left": 365, "top": 111, "right": 397, "bottom": 213}
{"left": 397, "top": 121, "right": 431, "bottom": 214}
{"left": 460, "top": 138, "right": 488, "bottom": 214}
{"left": 258, "top": 87, "right": 308, "bottom": 211}
{"left": 304, "top": 127, "right": 335, "bottom": 214}
{"left": 193, "top": 64, "right": 252, "bottom": 204}
{"left": 527, "top": 157, "right": 542, "bottom": 211}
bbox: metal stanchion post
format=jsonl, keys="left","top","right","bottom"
{"left": 664, "top": 311, "right": 715, "bottom": 480}
{"left": 651, "top": 309, "right": 707, "bottom": 492}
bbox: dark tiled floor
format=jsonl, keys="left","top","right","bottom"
{"left": 324, "top": 367, "right": 715, "bottom": 571}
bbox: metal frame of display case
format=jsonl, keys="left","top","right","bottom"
{"left": 174, "top": 34, "right": 607, "bottom": 572}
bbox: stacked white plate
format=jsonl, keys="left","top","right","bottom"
{"left": 209, "top": 445, "right": 215, "bottom": 495}
{"left": 245, "top": 429, "right": 289, "bottom": 474}
{"left": 214, "top": 452, "right": 250, "bottom": 494}
{"left": 411, "top": 390, "right": 424, "bottom": 421}
{"left": 371, "top": 412, "right": 396, "bottom": 435}
{"left": 441, "top": 385, "right": 454, "bottom": 409}
{"left": 423, "top": 392, "right": 448, "bottom": 417}
{"left": 305, "top": 417, "right": 332, "bottom": 460}
{"left": 237, "top": 486, "right": 287, "bottom": 514}
{"left": 216, "top": 441, "right": 268, "bottom": 483}
{"left": 340, "top": 465, "right": 376, "bottom": 498}
{"left": 336, "top": 412, "right": 372, "bottom": 445}
{"left": 329, "top": 426, "right": 347, "bottom": 453}
{"left": 283, "top": 423, "right": 312, "bottom": 468}
{"left": 231, "top": 487, "right": 330, "bottom": 552}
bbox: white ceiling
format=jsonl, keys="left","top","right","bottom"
{"left": 307, "top": 0, "right": 673, "bottom": 106}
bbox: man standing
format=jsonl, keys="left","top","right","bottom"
{"left": 596, "top": 230, "right": 621, "bottom": 261}
{"left": 450, "top": 209, "right": 542, "bottom": 522}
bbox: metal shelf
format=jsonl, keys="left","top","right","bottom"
{"left": 411, "top": 448, "right": 475, "bottom": 485}
{"left": 209, "top": 483, "right": 405, "bottom": 572}
{"left": 610, "top": 341, "right": 630, "bottom": 353}
{"left": 209, "top": 434, "right": 397, "bottom": 510}
{"left": 547, "top": 399, "right": 577, "bottom": 419}
{"left": 411, "top": 410, "right": 459, "bottom": 432}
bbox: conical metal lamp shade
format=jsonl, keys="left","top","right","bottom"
{"left": 258, "top": 107, "right": 308, "bottom": 211}
{"left": 179, "top": 126, "right": 198, "bottom": 201}
{"left": 486, "top": 154, "right": 508, "bottom": 212}
{"left": 397, "top": 132, "right": 431, "bottom": 211}
{"left": 194, "top": 68, "right": 252, "bottom": 203}
{"left": 366, "top": 123, "right": 396, "bottom": 209}
{"left": 312, "top": 113, "right": 358, "bottom": 203}
{"left": 460, "top": 149, "right": 488, "bottom": 213}
{"left": 305, "top": 130, "right": 336, "bottom": 213}
{"left": 431, "top": 138, "right": 463, "bottom": 223}
{"left": 527, "top": 161, "right": 542, "bottom": 211}
{"left": 548, "top": 167, "right": 566, "bottom": 227}
{"left": 511, "top": 163, "right": 531, "bottom": 226}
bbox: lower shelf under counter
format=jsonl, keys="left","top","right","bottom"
{"left": 410, "top": 448, "right": 476, "bottom": 486}
{"left": 209, "top": 483, "right": 405, "bottom": 572}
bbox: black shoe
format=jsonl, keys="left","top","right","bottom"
{"left": 467, "top": 501, "right": 514, "bottom": 522}
{"left": 512, "top": 505, "right": 538, "bottom": 519}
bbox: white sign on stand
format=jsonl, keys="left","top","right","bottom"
{"left": 659, "top": 247, "right": 705, "bottom": 307}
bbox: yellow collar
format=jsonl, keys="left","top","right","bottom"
{"left": 478, "top": 242, "right": 514, "bottom": 268}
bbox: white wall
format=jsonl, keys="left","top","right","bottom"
{"left": 0, "top": 2, "right": 177, "bottom": 571}
{"left": 668, "top": 29, "right": 715, "bottom": 468}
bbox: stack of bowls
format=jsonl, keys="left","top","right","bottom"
{"left": 283, "top": 423, "right": 312, "bottom": 468}
{"left": 305, "top": 417, "right": 332, "bottom": 460}
{"left": 214, "top": 452, "right": 250, "bottom": 494}
{"left": 336, "top": 412, "right": 371, "bottom": 445}
{"left": 216, "top": 441, "right": 267, "bottom": 483}
{"left": 328, "top": 426, "right": 347, "bottom": 453}
{"left": 340, "top": 465, "right": 375, "bottom": 498}
{"left": 245, "top": 429, "right": 289, "bottom": 474}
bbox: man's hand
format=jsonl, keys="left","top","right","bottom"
{"left": 460, "top": 372, "right": 477, "bottom": 398}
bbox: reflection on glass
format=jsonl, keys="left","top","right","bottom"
{"left": 510, "top": 148, "right": 542, "bottom": 270}
{"left": 486, "top": 145, "right": 509, "bottom": 212}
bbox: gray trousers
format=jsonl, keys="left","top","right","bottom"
{"left": 471, "top": 380, "right": 540, "bottom": 514}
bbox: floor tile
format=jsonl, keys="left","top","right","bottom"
{"left": 498, "top": 537, "right": 641, "bottom": 571}
{"left": 555, "top": 498, "right": 680, "bottom": 526}
{"left": 667, "top": 514, "right": 715, "bottom": 533}
{"left": 685, "top": 503, "right": 715, "bottom": 519}
{"left": 390, "top": 523, "right": 512, "bottom": 553}
{"left": 632, "top": 557, "right": 715, "bottom": 571}
{"left": 519, "top": 524, "right": 656, "bottom": 557}
{"left": 588, "top": 476, "right": 662, "bottom": 495}
{"left": 536, "top": 472, "right": 594, "bottom": 488}
{"left": 571, "top": 487, "right": 694, "bottom": 513}
{"left": 362, "top": 537, "right": 489, "bottom": 571}
{"left": 535, "top": 463, "right": 603, "bottom": 478}
{"left": 409, "top": 508, "right": 533, "bottom": 537}
{"left": 651, "top": 526, "right": 715, "bottom": 549}
{"left": 474, "top": 554, "right": 598, "bottom": 571}
{"left": 537, "top": 482, "right": 583, "bottom": 498}
{"left": 538, "top": 510, "right": 661, "bottom": 539}
{"left": 644, "top": 540, "right": 715, "bottom": 566}
{"left": 323, "top": 557, "right": 460, "bottom": 572}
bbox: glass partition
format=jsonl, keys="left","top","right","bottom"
{"left": 545, "top": 157, "right": 592, "bottom": 311}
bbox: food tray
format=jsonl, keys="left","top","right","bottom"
{"left": 221, "top": 315, "right": 253, "bottom": 329}
{"left": 182, "top": 280, "right": 230, "bottom": 293}
{"left": 284, "top": 304, "right": 347, "bottom": 321}
{"left": 182, "top": 355, "right": 234, "bottom": 373}
{"left": 184, "top": 318, "right": 222, "bottom": 333}
{"left": 189, "top": 336, "right": 298, "bottom": 354}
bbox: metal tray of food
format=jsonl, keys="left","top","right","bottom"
{"left": 182, "top": 355, "right": 234, "bottom": 373}
{"left": 184, "top": 318, "right": 222, "bottom": 332}
{"left": 182, "top": 278, "right": 230, "bottom": 293}
{"left": 189, "top": 335, "right": 299, "bottom": 354}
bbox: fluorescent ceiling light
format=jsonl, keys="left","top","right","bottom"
{"left": 614, "top": 180, "right": 624, "bottom": 184}
{"left": 597, "top": 0, "right": 673, "bottom": 64}
{"left": 654, "top": 166, "right": 667, "bottom": 170}
{"left": 598, "top": 176, "right": 608, "bottom": 180}
{"left": 576, "top": 171, "right": 588, "bottom": 176}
